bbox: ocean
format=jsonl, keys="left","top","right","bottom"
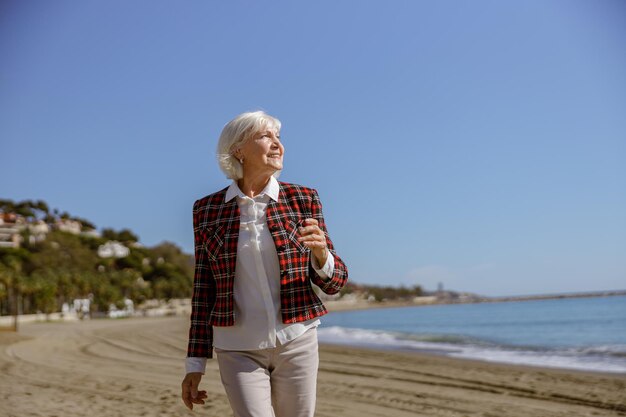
{"left": 317, "top": 295, "right": 626, "bottom": 373}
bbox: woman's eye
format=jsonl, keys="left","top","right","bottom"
{"left": 257, "top": 132, "right": 279, "bottom": 140}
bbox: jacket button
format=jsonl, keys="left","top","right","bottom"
{"left": 270, "top": 224, "right": 278, "bottom": 231}
{"left": 281, "top": 270, "right": 288, "bottom": 277}
{"left": 277, "top": 244, "right": 285, "bottom": 251}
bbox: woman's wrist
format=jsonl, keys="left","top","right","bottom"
{"left": 314, "top": 248, "right": 328, "bottom": 267}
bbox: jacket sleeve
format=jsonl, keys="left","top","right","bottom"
{"left": 186, "top": 199, "right": 215, "bottom": 359}
{"left": 309, "top": 189, "right": 348, "bottom": 295}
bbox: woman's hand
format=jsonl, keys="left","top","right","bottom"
{"left": 298, "top": 218, "right": 328, "bottom": 266}
{"left": 181, "top": 372, "right": 207, "bottom": 410}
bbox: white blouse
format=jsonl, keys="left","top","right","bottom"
{"left": 185, "top": 177, "right": 334, "bottom": 374}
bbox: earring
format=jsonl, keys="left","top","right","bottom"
{"left": 238, "top": 157, "right": 244, "bottom": 164}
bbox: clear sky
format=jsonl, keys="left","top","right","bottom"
{"left": 1, "top": 1, "right": 625, "bottom": 296}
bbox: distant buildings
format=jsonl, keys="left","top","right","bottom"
{"left": 28, "top": 221, "right": 50, "bottom": 244}
{"left": 0, "top": 211, "right": 101, "bottom": 249}
{"left": 0, "top": 213, "right": 26, "bottom": 248}
{"left": 97, "top": 241, "right": 130, "bottom": 258}
{"left": 55, "top": 219, "right": 82, "bottom": 235}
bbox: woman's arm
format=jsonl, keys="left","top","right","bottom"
{"left": 305, "top": 189, "right": 348, "bottom": 295}
{"left": 186, "top": 199, "right": 215, "bottom": 360}
{"left": 181, "top": 199, "right": 215, "bottom": 409}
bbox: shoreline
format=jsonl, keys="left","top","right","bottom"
{"left": 1, "top": 316, "right": 620, "bottom": 378}
{"left": 323, "top": 290, "right": 626, "bottom": 313}
{"left": 316, "top": 342, "right": 626, "bottom": 416}
{"left": 1, "top": 316, "right": 624, "bottom": 417}
{"left": 319, "top": 340, "right": 625, "bottom": 379}
{"left": 3, "top": 291, "right": 623, "bottom": 327}
{"left": 324, "top": 298, "right": 416, "bottom": 312}
{"left": 322, "top": 297, "right": 626, "bottom": 376}
{"left": 4, "top": 295, "right": 625, "bottom": 375}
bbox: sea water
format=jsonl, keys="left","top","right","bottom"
{"left": 317, "top": 295, "right": 626, "bottom": 373}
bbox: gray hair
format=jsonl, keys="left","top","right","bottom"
{"left": 216, "top": 111, "right": 282, "bottom": 180}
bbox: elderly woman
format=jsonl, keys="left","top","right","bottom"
{"left": 181, "top": 111, "right": 348, "bottom": 417}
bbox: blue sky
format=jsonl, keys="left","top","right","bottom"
{"left": 1, "top": 1, "right": 625, "bottom": 296}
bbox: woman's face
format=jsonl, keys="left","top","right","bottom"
{"left": 238, "top": 125, "right": 284, "bottom": 177}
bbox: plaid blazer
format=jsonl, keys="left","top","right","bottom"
{"left": 187, "top": 181, "right": 348, "bottom": 358}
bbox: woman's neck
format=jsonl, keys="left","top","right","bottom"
{"left": 237, "top": 175, "right": 272, "bottom": 198}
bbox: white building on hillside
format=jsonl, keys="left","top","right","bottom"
{"left": 56, "top": 219, "right": 82, "bottom": 234}
{"left": 98, "top": 241, "right": 130, "bottom": 258}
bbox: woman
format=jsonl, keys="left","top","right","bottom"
{"left": 181, "top": 111, "right": 348, "bottom": 417}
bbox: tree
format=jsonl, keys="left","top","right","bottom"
{"left": 0, "top": 248, "right": 31, "bottom": 330}
{"left": 23, "top": 271, "right": 57, "bottom": 318}
{"left": 102, "top": 228, "right": 139, "bottom": 243}
{"left": 34, "top": 200, "right": 49, "bottom": 215}
{"left": 73, "top": 216, "right": 96, "bottom": 230}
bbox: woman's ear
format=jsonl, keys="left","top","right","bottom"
{"left": 233, "top": 148, "right": 244, "bottom": 164}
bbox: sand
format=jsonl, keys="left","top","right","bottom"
{"left": 1, "top": 316, "right": 624, "bottom": 417}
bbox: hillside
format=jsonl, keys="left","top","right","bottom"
{"left": 0, "top": 199, "right": 193, "bottom": 317}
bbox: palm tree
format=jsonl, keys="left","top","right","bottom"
{"left": 0, "top": 256, "right": 22, "bottom": 331}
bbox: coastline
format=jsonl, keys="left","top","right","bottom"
{"left": 323, "top": 290, "right": 626, "bottom": 313}
{"left": 1, "top": 316, "right": 624, "bottom": 417}
{"left": 324, "top": 298, "right": 416, "bottom": 312}
{"left": 4, "top": 290, "right": 622, "bottom": 328}
{"left": 322, "top": 295, "right": 626, "bottom": 375}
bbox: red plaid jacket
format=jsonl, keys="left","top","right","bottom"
{"left": 187, "top": 181, "right": 348, "bottom": 358}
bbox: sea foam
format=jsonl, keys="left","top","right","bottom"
{"left": 317, "top": 326, "right": 626, "bottom": 373}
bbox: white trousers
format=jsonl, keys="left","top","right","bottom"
{"left": 215, "top": 327, "right": 319, "bottom": 417}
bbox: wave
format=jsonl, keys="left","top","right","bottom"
{"left": 317, "top": 326, "right": 626, "bottom": 373}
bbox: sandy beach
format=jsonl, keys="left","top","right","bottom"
{"left": 1, "top": 316, "right": 624, "bottom": 417}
